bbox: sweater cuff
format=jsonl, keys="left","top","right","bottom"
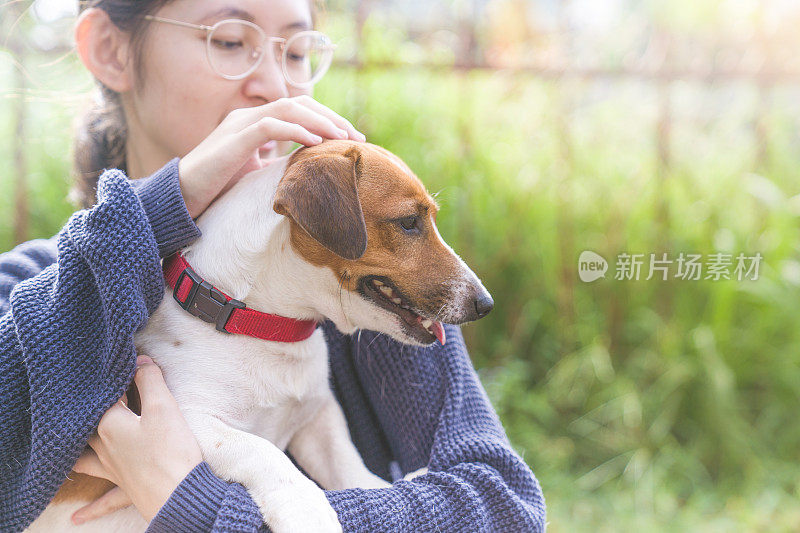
{"left": 147, "top": 462, "right": 228, "bottom": 533}
{"left": 132, "top": 158, "right": 201, "bottom": 258}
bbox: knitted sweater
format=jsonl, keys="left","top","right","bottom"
{"left": 0, "top": 159, "right": 546, "bottom": 532}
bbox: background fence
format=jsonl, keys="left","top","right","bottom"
{"left": 4, "top": 0, "right": 800, "bottom": 530}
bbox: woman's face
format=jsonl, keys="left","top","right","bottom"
{"left": 123, "top": 0, "right": 313, "bottom": 175}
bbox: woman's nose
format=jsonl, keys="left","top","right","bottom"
{"left": 242, "top": 55, "right": 289, "bottom": 102}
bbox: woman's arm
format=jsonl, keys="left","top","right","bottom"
{"left": 146, "top": 323, "right": 546, "bottom": 533}
{"left": 0, "top": 160, "right": 200, "bottom": 531}
{"left": 0, "top": 159, "right": 196, "bottom": 315}
{"left": 0, "top": 238, "right": 58, "bottom": 315}
{"left": 327, "top": 323, "right": 546, "bottom": 531}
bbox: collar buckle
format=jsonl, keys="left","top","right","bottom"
{"left": 173, "top": 266, "right": 246, "bottom": 333}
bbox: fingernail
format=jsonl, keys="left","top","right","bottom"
{"left": 356, "top": 132, "right": 367, "bottom": 142}
{"left": 72, "top": 514, "right": 84, "bottom": 525}
{"left": 311, "top": 135, "right": 323, "bottom": 144}
{"left": 136, "top": 355, "right": 153, "bottom": 366}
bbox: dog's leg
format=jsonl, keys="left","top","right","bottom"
{"left": 288, "top": 395, "right": 392, "bottom": 490}
{"left": 185, "top": 413, "right": 342, "bottom": 533}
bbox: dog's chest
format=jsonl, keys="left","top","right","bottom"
{"left": 137, "top": 305, "right": 332, "bottom": 448}
{"left": 219, "top": 346, "right": 331, "bottom": 445}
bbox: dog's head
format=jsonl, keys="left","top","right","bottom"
{"left": 273, "top": 140, "right": 492, "bottom": 345}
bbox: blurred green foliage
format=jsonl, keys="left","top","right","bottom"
{"left": 314, "top": 64, "right": 800, "bottom": 530}
{"left": 3, "top": 11, "right": 800, "bottom": 531}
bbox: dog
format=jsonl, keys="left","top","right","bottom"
{"left": 27, "top": 140, "right": 493, "bottom": 532}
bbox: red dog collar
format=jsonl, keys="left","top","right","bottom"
{"left": 163, "top": 253, "right": 318, "bottom": 343}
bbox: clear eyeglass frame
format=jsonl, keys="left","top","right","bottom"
{"left": 143, "top": 15, "right": 336, "bottom": 88}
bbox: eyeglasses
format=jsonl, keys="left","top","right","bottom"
{"left": 143, "top": 15, "right": 335, "bottom": 88}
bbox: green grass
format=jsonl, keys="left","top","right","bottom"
{"left": 4, "top": 44, "right": 800, "bottom": 529}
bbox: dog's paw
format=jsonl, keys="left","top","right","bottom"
{"left": 257, "top": 481, "right": 342, "bottom": 533}
{"left": 327, "top": 468, "right": 392, "bottom": 490}
{"left": 403, "top": 467, "right": 428, "bottom": 481}
{"left": 355, "top": 471, "right": 392, "bottom": 489}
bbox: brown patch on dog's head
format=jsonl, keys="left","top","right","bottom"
{"left": 274, "top": 139, "right": 492, "bottom": 344}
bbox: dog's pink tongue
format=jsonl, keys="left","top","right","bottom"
{"left": 432, "top": 321, "right": 446, "bottom": 345}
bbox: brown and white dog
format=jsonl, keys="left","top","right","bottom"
{"left": 27, "top": 140, "right": 493, "bottom": 532}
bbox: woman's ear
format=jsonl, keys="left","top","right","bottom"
{"left": 74, "top": 8, "right": 133, "bottom": 93}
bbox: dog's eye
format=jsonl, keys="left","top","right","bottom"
{"left": 398, "top": 215, "right": 420, "bottom": 233}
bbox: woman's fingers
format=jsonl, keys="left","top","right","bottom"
{"left": 231, "top": 97, "right": 364, "bottom": 143}
{"left": 71, "top": 486, "right": 132, "bottom": 526}
{"left": 238, "top": 117, "right": 323, "bottom": 154}
{"left": 292, "top": 95, "right": 365, "bottom": 141}
{"left": 86, "top": 389, "right": 136, "bottom": 459}
{"left": 73, "top": 447, "right": 113, "bottom": 480}
{"left": 267, "top": 98, "right": 350, "bottom": 140}
{"left": 76, "top": 354, "right": 204, "bottom": 522}
{"left": 133, "top": 355, "right": 178, "bottom": 417}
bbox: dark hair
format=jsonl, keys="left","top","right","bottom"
{"left": 73, "top": 0, "right": 172, "bottom": 207}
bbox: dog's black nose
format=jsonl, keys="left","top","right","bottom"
{"left": 474, "top": 293, "right": 494, "bottom": 318}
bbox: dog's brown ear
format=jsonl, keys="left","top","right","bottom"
{"left": 273, "top": 147, "right": 367, "bottom": 260}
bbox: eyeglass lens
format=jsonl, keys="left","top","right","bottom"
{"left": 283, "top": 32, "right": 332, "bottom": 86}
{"left": 208, "top": 21, "right": 332, "bottom": 84}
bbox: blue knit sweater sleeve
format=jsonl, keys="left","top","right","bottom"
{"left": 0, "top": 159, "right": 200, "bottom": 530}
{"left": 148, "top": 324, "right": 546, "bottom": 533}
{"left": 0, "top": 158, "right": 197, "bottom": 316}
{"left": 329, "top": 325, "right": 546, "bottom": 532}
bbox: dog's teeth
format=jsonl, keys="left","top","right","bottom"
{"left": 392, "top": 297, "right": 402, "bottom": 304}
{"left": 380, "top": 286, "right": 393, "bottom": 296}
{"left": 374, "top": 280, "right": 384, "bottom": 286}
{"left": 422, "top": 319, "right": 432, "bottom": 328}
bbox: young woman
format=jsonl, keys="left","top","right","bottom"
{"left": 0, "top": 0, "right": 546, "bottom": 530}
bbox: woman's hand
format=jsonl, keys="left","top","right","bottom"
{"left": 179, "top": 95, "right": 366, "bottom": 218}
{"left": 71, "top": 356, "right": 203, "bottom": 525}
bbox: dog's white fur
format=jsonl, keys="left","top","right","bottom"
{"left": 28, "top": 147, "right": 483, "bottom": 532}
